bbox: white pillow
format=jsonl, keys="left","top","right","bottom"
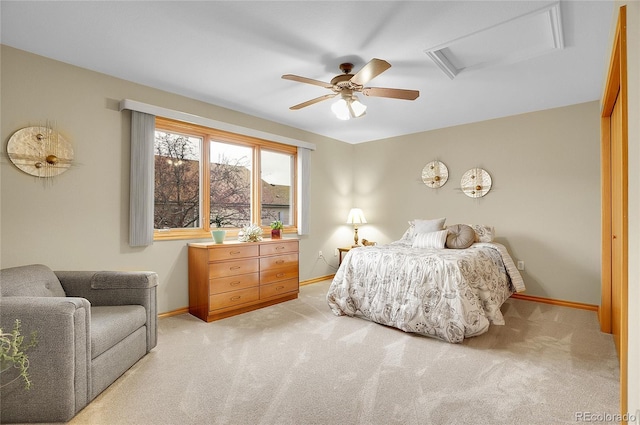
{"left": 468, "top": 224, "right": 495, "bottom": 242}
{"left": 413, "top": 218, "right": 446, "bottom": 234}
{"left": 412, "top": 230, "right": 448, "bottom": 249}
{"left": 399, "top": 221, "right": 415, "bottom": 241}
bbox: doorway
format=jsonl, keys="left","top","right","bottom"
{"left": 600, "top": 5, "right": 628, "bottom": 418}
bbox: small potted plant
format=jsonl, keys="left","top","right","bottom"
{"left": 211, "top": 214, "right": 229, "bottom": 243}
{"left": 1, "top": 319, "right": 37, "bottom": 390}
{"left": 270, "top": 220, "right": 283, "bottom": 239}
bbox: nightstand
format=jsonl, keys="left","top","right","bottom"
{"left": 338, "top": 246, "right": 355, "bottom": 265}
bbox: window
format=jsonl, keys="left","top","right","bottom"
{"left": 154, "top": 131, "right": 202, "bottom": 229}
{"left": 209, "top": 141, "right": 252, "bottom": 228}
{"left": 260, "top": 150, "right": 294, "bottom": 226}
{"left": 153, "top": 117, "right": 297, "bottom": 240}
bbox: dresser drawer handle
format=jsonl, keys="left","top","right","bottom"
{"left": 276, "top": 285, "right": 285, "bottom": 291}
{"left": 229, "top": 251, "right": 241, "bottom": 255}
{"left": 275, "top": 260, "right": 285, "bottom": 264}
{"left": 230, "top": 266, "right": 241, "bottom": 270}
{"left": 276, "top": 273, "right": 285, "bottom": 278}
{"left": 230, "top": 296, "right": 241, "bottom": 301}
{"left": 276, "top": 246, "right": 285, "bottom": 250}
{"left": 230, "top": 281, "right": 241, "bottom": 286}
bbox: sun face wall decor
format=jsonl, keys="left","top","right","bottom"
{"left": 460, "top": 168, "right": 492, "bottom": 198}
{"left": 422, "top": 160, "right": 449, "bottom": 188}
{"left": 7, "top": 125, "right": 74, "bottom": 178}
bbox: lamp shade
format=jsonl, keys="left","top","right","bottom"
{"left": 346, "top": 208, "right": 367, "bottom": 225}
{"left": 331, "top": 98, "right": 351, "bottom": 120}
{"left": 331, "top": 94, "right": 367, "bottom": 120}
{"left": 348, "top": 95, "right": 367, "bottom": 118}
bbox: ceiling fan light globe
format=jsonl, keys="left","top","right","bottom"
{"left": 350, "top": 97, "right": 367, "bottom": 118}
{"left": 331, "top": 98, "right": 351, "bottom": 120}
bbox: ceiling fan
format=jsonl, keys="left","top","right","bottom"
{"left": 282, "top": 58, "right": 419, "bottom": 120}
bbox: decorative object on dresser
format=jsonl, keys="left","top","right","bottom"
{"left": 346, "top": 208, "right": 367, "bottom": 247}
{"left": 237, "top": 223, "right": 264, "bottom": 242}
{"left": 188, "top": 239, "right": 299, "bottom": 322}
{"left": 210, "top": 214, "right": 229, "bottom": 243}
{"left": 421, "top": 160, "right": 449, "bottom": 188}
{"left": 270, "top": 220, "right": 283, "bottom": 239}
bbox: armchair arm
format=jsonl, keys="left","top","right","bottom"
{"left": 55, "top": 271, "right": 158, "bottom": 351}
{"left": 0, "top": 297, "right": 91, "bottom": 423}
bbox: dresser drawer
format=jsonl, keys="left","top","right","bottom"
{"left": 209, "top": 273, "right": 259, "bottom": 295}
{"left": 259, "top": 253, "right": 298, "bottom": 270}
{"left": 210, "top": 287, "right": 259, "bottom": 310}
{"left": 259, "top": 240, "right": 298, "bottom": 256}
{"left": 209, "top": 258, "right": 259, "bottom": 279}
{"left": 260, "top": 278, "right": 298, "bottom": 299}
{"left": 208, "top": 244, "right": 258, "bottom": 262}
{"left": 260, "top": 264, "right": 299, "bottom": 284}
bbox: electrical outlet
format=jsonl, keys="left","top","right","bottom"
{"left": 318, "top": 250, "right": 323, "bottom": 259}
{"left": 334, "top": 248, "right": 338, "bottom": 257}
{"left": 517, "top": 260, "right": 525, "bottom": 271}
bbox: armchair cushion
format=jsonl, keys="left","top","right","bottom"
{"left": 0, "top": 264, "right": 65, "bottom": 297}
{"left": 56, "top": 270, "right": 158, "bottom": 352}
{"left": 91, "top": 305, "right": 146, "bottom": 359}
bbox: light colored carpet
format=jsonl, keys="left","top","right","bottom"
{"left": 70, "top": 280, "right": 619, "bottom": 425}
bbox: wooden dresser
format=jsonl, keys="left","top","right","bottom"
{"left": 188, "top": 238, "right": 299, "bottom": 322}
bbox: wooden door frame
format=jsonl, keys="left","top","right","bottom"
{"left": 600, "top": 4, "right": 628, "bottom": 418}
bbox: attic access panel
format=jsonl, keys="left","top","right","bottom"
{"left": 425, "top": 2, "right": 564, "bottom": 79}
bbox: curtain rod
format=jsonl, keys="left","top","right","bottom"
{"left": 119, "top": 99, "right": 316, "bottom": 151}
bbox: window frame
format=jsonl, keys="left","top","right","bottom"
{"left": 153, "top": 117, "right": 298, "bottom": 241}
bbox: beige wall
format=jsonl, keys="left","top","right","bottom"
{"left": 353, "top": 102, "right": 602, "bottom": 305}
{"left": 0, "top": 46, "right": 352, "bottom": 314}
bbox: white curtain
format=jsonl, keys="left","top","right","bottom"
{"left": 129, "top": 111, "right": 155, "bottom": 247}
{"left": 297, "top": 147, "right": 310, "bottom": 235}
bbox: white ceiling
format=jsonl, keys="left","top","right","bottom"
{"left": 0, "top": 1, "right": 614, "bottom": 144}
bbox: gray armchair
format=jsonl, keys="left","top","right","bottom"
{"left": 0, "top": 264, "right": 158, "bottom": 423}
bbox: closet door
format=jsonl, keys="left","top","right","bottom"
{"left": 600, "top": 5, "right": 627, "bottom": 417}
{"left": 610, "top": 92, "right": 626, "bottom": 356}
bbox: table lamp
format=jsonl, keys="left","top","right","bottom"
{"left": 346, "top": 208, "right": 367, "bottom": 247}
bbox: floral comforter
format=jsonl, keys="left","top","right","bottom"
{"left": 326, "top": 241, "right": 525, "bottom": 343}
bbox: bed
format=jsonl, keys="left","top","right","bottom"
{"left": 326, "top": 220, "right": 525, "bottom": 343}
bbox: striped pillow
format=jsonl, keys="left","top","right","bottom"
{"left": 412, "top": 230, "right": 448, "bottom": 249}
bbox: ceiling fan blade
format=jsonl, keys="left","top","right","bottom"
{"left": 289, "top": 93, "right": 337, "bottom": 110}
{"left": 282, "top": 74, "right": 334, "bottom": 89}
{"left": 350, "top": 58, "right": 391, "bottom": 86}
{"left": 362, "top": 87, "right": 420, "bottom": 100}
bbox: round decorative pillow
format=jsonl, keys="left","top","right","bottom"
{"left": 446, "top": 224, "right": 475, "bottom": 249}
